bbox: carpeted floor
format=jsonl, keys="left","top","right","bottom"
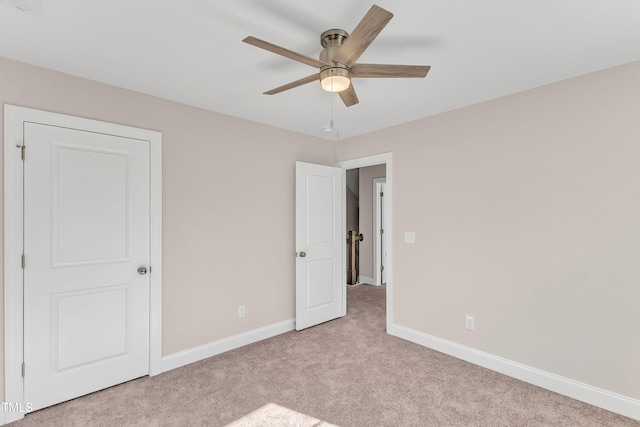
{"left": 11, "top": 285, "right": 639, "bottom": 426}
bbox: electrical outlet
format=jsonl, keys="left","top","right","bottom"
{"left": 238, "top": 305, "right": 246, "bottom": 318}
{"left": 465, "top": 315, "right": 474, "bottom": 330}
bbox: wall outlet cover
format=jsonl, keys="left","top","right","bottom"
{"left": 404, "top": 231, "right": 416, "bottom": 244}
{"left": 465, "top": 315, "right": 474, "bottom": 330}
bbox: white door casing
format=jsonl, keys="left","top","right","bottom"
{"left": 295, "top": 161, "right": 344, "bottom": 330}
{"left": 374, "top": 179, "right": 387, "bottom": 286}
{"left": 24, "top": 123, "right": 150, "bottom": 410}
{"left": 4, "top": 105, "right": 163, "bottom": 423}
{"left": 336, "top": 153, "right": 392, "bottom": 329}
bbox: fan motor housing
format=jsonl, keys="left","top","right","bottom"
{"left": 320, "top": 28, "right": 350, "bottom": 71}
{"left": 320, "top": 29, "right": 349, "bottom": 48}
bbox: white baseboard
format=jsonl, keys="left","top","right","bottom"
{"left": 389, "top": 324, "right": 640, "bottom": 421}
{"left": 161, "top": 319, "right": 295, "bottom": 373}
{"left": 358, "top": 276, "right": 374, "bottom": 285}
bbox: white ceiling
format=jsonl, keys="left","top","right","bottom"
{"left": 1, "top": 1, "right": 639, "bottom": 140}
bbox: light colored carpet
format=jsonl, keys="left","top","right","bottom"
{"left": 10, "top": 285, "right": 638, "bottom": 426}
{"left": 226, "top": 403, "right": 337, "bottom": 427}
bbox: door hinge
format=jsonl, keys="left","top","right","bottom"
{"left": 380, "top": 191, "right": 384, "bottom": 197}
{"left": 381, "top": 265, "right": 384, "bottom": 271}
{"left": 380, "top": 228, "right": 384, "bottom": 234}
{"left": 21, "top": 254, "right": 25, "bottom": 269}
{"left": 21, "top": 363, "right": 25, "bottom": 377}
{"left": 20, "top": 145, "right": 25, "bottom": 161}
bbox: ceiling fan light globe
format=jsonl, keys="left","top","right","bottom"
{"left": 321, "top": 75, "right": 351, "bottom": 92}
{"left": 320, "top": 67, "right": 351, "bottom": 92}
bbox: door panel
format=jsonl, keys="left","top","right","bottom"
{"left": 23, "top": 123, "right": 150, "bottom": 411}
{"left": 54, "top": 146, "right": 129, "bottom": 264}
{"left": 306, "top": 258, "right": 336, "bottom": 308}
{"left": 295, "top": 162, "right": 344, "bottom": 330}
{"left": 55, "top": 286, "right": 129, "bottom": 370}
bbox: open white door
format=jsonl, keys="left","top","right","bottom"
{"left": 295, "top": 161, "right": 344, "bottom": 330}
{"left": 374, "top": 179, "right": 387, "bottom": 286}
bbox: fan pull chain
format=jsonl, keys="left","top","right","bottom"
{"left": 330, "top": 88, "right": 334, "bottom": 129}
{"left": 324, "top": 90, "right": 340, "bottom": 139}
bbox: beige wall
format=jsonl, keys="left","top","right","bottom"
{"left": 336, "top": 61, "right": 640, "bottom": 399}
{"left": 358, "top": 165, "right": 386, "bottom": 282}
{"left": 2, "top": 54, "right": 639, "bottom": 408}
{"left": 0, "top": 57, "right": 334, "bottom": 402}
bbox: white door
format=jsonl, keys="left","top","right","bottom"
{"left": 23, "top": 123, "right": 150, "bottom": 411}
{"left": 295, "top": 162, "right": 344, "bottom": 330}
{"left": 379, "top": 182, "right": 387, "bottom": 285}
{"left": 374, "top": 179, "right": 387, "bottom": 286}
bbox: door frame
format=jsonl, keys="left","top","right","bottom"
{"left": 373, "top": 178, "right": 386, "bottom": 286}
{"left": 336, "top": 153, "right": 392, "bottom": 329}
{"left": 3, "top": 105, "right": 163, "bottom": 423}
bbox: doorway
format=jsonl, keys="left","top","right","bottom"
{"left": 345, "top": 165, "right": 386, "bottom": 286}
{"left": 336, "top": 153, "right": 393, "bottom": 329}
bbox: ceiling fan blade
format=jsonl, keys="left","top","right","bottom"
{"left": 351, "top": 64, "right": 431, "bottom": 78}
{"left": 331, "top": 5, "right": 394, "bottom": 67}
{"left": 243, "top": 36, "right": 331, "bottom": 69}
{"left": 339, "top": 84, "right": 359, "bottom": 107}
{"left": 264, "top": 74, "right": 319, "bottom": 95}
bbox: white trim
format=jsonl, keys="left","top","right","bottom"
{"left": 148, "top": 131, "right": 163, "bottom": 376}
{"left": 3, "top": 105, "right": 163, "bottom": 423}
{"left": 372, "top": 178, "right": 386, "bottom": 286}
{"left": 3, "top": 106, "right": 25, "bottom": 425}
{"left": 357, "top": 276, "right": 374, "bottom": 285}
{"left": 340, "top": 168, "right": 347, "bottom": 317}
{"left": 336, "top": 153, "right": 392, "bottom": 330}
{"left": 161, "top": 319, "right": 295, "bottom": 372}
{"left": 389, "top": 323, "right": 640, "bottom": 421}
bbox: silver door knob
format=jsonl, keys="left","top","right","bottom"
{"left": 137, "top": 266, "right": 148, "bottom": 275}
{"left": 298, "top": 251, "right": 306, "bottom": 258}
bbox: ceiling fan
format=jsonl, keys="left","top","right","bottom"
{"left": 242, "top": 4, "right": 431, "bottom": 107}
